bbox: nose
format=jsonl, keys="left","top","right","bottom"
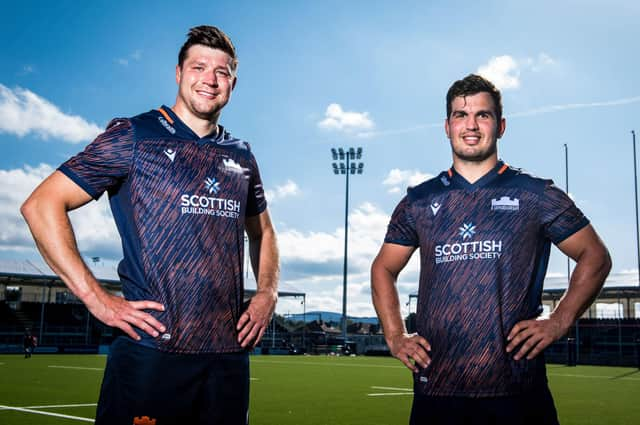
{"left": 465, "top": 115, "right": 478, "bottom": 130}
{"left": 202, "top": 71, "right": 219, "bottom": 88}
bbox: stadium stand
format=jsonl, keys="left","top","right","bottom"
{"left": 5, "top": 258, "right": 638, "bottom": 365}
{"left": 0, "top": 258, "right": 305, "bottom": 355}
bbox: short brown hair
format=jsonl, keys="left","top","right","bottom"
{"left": 178, "top": 25, "right": 238, "bottom": 71}
{"left": 446, "top": 74, "right": 502, "bottom": 123}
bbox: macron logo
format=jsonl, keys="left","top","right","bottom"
{"left": 430, "top": 201, "right": 442, "bottom": 216}
{"left": 164, "top": 149, "right": 176, "bottom": 162}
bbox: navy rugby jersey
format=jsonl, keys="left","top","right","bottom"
{"left": 59, "top": 106, "right": 267, "bottom": 354}
{"left": 385, "top": 161, "right": 589, "bottom": 397}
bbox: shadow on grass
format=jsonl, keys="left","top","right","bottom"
{"left": 611, "top": 369, "right": 640, "bottom": 380}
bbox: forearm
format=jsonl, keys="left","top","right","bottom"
{"left": 371, "top": 263, "right": 407, "bottom": 344}
{"left": 21, "top": 198, "right": 105, "bottom": 305}
{"left": 551, "top": 248, "right": 611, "bottom": 329}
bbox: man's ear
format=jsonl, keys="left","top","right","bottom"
{"left": 497, "top": 117, "right": 506, "bottom": 139}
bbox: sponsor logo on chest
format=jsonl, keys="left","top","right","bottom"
{"left": 180, "top": 175, "right": 241, "bottom": 219}
{"left": 434, "top": 222, "right": 503, "bottom": 265}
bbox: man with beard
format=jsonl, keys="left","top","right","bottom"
{"left": 22, "top": 26, "right": 279, "bottom": 425}
{"left": 371, "top": 74, "right": 611, "bottom": 424}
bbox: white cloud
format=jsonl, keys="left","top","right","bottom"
{"left": 265, "top": 180, "right": 300, "bottom": 203}
{"left": 318, "top": 103, "right": 375, "bottom": 133}
{"left": 115, "top": 50, "right": 142, "bottom": 67}
{"left": 529, "top": 53, "right": 555, "bottom": 72}
{"left": 273, "top": 202, "right": 422, "bottom": 316}
{"left": 279, "top": 202, "right": 388, "bottom": 269}
{"left": 130, "top": 50, "right": 142, "bottom": 61}
{"left": 477, "top": 55, "right": 521, "bottom": 90}
{"left": 21, "top": 65, "right": 35, "bottom": 75}
{"left": 0, "top": 164, "right": 121, "bottom": 258}
{"left": 383, "top": 168, "right": 433, "bottom": 193}
{"left": 477, "top": 53, "right": 557, "bottom": 91}
{"left": 0, "top": 84, "right": 102, "bottom": 143}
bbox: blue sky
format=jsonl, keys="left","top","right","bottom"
{"left": 1, "top": 0, "right": 639, "bottom": 317}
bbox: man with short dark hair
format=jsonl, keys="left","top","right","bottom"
{"left": 371, "top": 74, "right": 611, "bottom": 424}
{"left": 21, "top": 25, "right": 279, "bottom": 425}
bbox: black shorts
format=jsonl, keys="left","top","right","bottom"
{"left": 410, "top": 386, "right": 560, "bottom": 425}
{"left": 95, "top": 337, "right": 249, "bottom": 425}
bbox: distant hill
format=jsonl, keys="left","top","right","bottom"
{"left": 285, "top": 311, "right": 379, "bottom": 324}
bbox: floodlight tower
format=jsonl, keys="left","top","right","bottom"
{"left": 331, "top": 147, "right": 364, "bottom": 342}
{"left": 633, "top": 130, "right": 639, "bottom": 287}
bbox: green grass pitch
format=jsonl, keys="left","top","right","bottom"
{"left": 0, "top": 354, "right": 638, "bottom": 424}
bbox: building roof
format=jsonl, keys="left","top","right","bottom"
{"left": 0, "top": 259, "right": 305, "bottom": 298}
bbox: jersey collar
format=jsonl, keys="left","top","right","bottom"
{"left": 447, "top": 160, "right": 509, "bottom": 190}
{"left": 158, "top": 105, "right": 226, "bottom": 144}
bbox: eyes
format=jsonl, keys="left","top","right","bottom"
{"left": 451, "top": 111, "right": 494, "bottom": 120}
{"left": 190, "top": 64, "right": 234, "bottom": 80}
{"left": 214, "top": 68, "right": 232, "bottom": 79}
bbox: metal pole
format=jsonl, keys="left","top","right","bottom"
{"left": 342, "top": 153, "right": 350, "bottom": 343}
{"left": 302, "top": 295, "right": 306, "bottom": 349}
{"left": 564, "top": 144, "right": 570, "bottom": 284}
{"left": 564, "top": 143, "right": 579, "bottom": 363}
{"left": 618, "top": 296, "right": 623, "bottom": 363}
{"left": 39, "top": 283, "right": 46, "bottom": 343}
{"left": 85, "top": 308, "right": 91, "bottom": 345}
{"left": 632, "top": 130, "right": 640, "bottom": 287}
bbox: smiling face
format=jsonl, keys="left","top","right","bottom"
{"left": 445, "top": 92, "right": 506, "bottom": 164}
{"left": 174, "top": 44, "right": 236, "bottom": 123}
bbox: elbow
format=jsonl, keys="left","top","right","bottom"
{"left": 590, "top": 246, "right": 612, "bottom": 291}
{"left": 370, "top": 259, "right": 391, "bottom": 297}
{"left": 370, "top": 258, "right": 381, "bottom": 284}
{"left": 21, "top": 193, "right": 57, "bottom": 227}
{"left": 20, "top": 196, "right": 37, "bottom": 224}
{"left": 602, "top": 248, "right": 613, "bottom": 277}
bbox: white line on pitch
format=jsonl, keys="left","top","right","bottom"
{"left": 251, "top": 359, "right": 404, "bottom": 369}
{"left": 371, "top": 386, "right": 412, "bottom": 391}
{"left": 367, "top": 392, "right": 413, "bottom": 397}
{"left": 48, "top": 365, "right": 103, "bottom": 371}
{"left": 0, "top": 405, "right": 93, "bottom": 422}
{"left": 548, "top": 373, "right": 640, "bottom": 381}
{"left": 22, "top": 403, "right": 97, "bottom": 409}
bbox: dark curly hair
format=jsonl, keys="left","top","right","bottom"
{"left": 178, "top": 25, "right": 237, "bottom": 71}
{"left": 446, "top": 74, "right": 502, "bottom": 123}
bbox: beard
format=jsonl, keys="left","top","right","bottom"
{"left": 451, "top": 139, "right": 498, "bottom": 162}
{"left": 189, "top": 97, "right": 226, "bottom": 120}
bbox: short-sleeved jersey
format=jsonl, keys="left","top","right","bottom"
{"left": 59, "top": 106, "right": 267, "bottom": 354}
{"left": 385, "top": 161, "right": 589, "bottom": 397}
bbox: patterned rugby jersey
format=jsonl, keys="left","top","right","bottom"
{"left": 385, "top": 161, "right": 589, "bottom": 397}
{"left": 59, "top": 106, "right": 267, "bottom": 354}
